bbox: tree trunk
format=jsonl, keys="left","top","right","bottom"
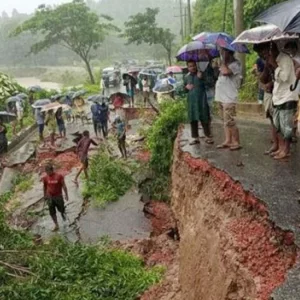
{"left": 83, "top": 57, "right": 95, "bottom": 84}
{"left": 167, "top": 49, "right": 172, "bottom": 66}
{"left": 233, "top": 0, "right": 245, "bottom": 79}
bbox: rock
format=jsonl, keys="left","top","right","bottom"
{"left": 0, "top": 168, "right": 19, "bottom": 195}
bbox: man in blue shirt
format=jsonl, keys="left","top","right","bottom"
{"left": 90, "top": 100, "right": 101, "bottom": 138}
{"left": 99, "top": 102, "right": 109, "bottom": 138}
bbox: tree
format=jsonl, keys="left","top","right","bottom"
{"left": 123, "top": 8, "right": 176, "bottom": 66}
{"left": 12, "top": 0, "right": 118, "bottom": 84}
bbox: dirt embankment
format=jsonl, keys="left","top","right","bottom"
{"left": 171, "top": 137, "right": 298, "bottom": 300}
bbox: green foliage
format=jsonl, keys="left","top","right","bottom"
{"left": 13, "top": 173, "right": 34, "bottom": 193}
{"left": 123, "top": 8, "right": 175, "bottom": 65}
{"left": 0, "top": 180, "right": 162, "bottom": 300}
{"left": 82, "top": 146, "right": 133, "bottom": 206}
{"left": 0, "top": 72, "right": 20, "bottom": 109}
{"left": 0, "top": 238, "right": 163, "bottom": 300}
{"left": 147, "top": 100, "right": 187, "bottom": 175}
{"left": 12, "top": 0, "right": 119, "bottom": 84}
{"left": 141, "top": 174, "right": 170, "bottom": 202}
{"left": 239, "top": 52, "right": 259, "bottom": 102}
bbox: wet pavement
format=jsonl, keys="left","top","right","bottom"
{"left": 6, "top": 141, "right": 36, "bottom": 167}
{"left": 179, "top": 120, "right": 300, "bottom": 300}
{"left": 79, "top": 189, "right": 150, "bottom": 243}
{"left": 0, "top": 168, "right": 18, "bottom": 195}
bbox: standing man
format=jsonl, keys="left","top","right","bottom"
{"left": 184, "top": 60, "right": 212, "bottom": 145}
{"left": 99, "top": 101, "right": 110, "bottom": 138}
{"left": 73, "top": 130, "right": 98, "bottom": 186}
{"left": 252, "top": 57, "right": 265, "bottom": 104}
{"left": 215, "top": 48, "right": 242, "bottom": 151}
{"left": 43, "top": 164, "right": 69, "bottom": 232}
{"left": 45, "top": 109, "right": 57, "bottom": 149}
{"left": 35, "top": 107, "right": 45, "bottom": 146}
{"left": 91, "top": 100, "right": 101, "bottom": 138}
{"left": 266, "top": 43, "right": 298, "bottom": 160}
{"left": 113, "top": 116, "right": 127, "bottom": 159}
{"left": 142, "top": 75, "right": 150, "bottom": 107}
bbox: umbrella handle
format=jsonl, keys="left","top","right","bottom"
{"left": 290, "top": 80, "right": 299, "bottom": 92}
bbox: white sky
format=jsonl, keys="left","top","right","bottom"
{"left": 0, "top": 0, "right": 72, "bottom": 15}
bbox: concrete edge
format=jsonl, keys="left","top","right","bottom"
{"left": 7, "top": 124, "right": 37, "bottom": 152}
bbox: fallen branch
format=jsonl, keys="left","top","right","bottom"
{"left": 0, "top": 260, "right": 37, "bottom": 277}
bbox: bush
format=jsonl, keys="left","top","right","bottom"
{"left": 147, "top": 99, "right": 187, "bottom": 175}
{"left": 0, "top": 180, "right": 162, "bottom": 300}
{"left": 82, "top": 146, "right": 133, "bottom": 206}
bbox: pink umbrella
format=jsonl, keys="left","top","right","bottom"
{"left": 167, "top": 66, "right": 182, "bottom": 73}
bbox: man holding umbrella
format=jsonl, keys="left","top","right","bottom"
{"left": 215, "top": 48, "right": 242, "bottom": 151}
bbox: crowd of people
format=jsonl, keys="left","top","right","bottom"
{"left": 184, "top": 41, "right": 300, "bottom": 160}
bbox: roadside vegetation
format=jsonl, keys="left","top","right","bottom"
{"left": 144, "top": 100, "right": 187, "bottom": 201}
{"left": 82, "top": 145, "right": 133, "bottom": 206}
{"left": 0, "top": 178, "right": 162, "bottom": 300}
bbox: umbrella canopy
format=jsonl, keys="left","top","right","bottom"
{"left": 41, "top": 102, "right": 71, "bottom": 113}
{"left": 16, "top": 93, "right": 28, "bottom": 100}
{"left": 176, "top": 41, "right": 216, "bottom": 61}
{"left": 0, "top": 111, "right": 16, "bottom": 123}
{"left": 167, "top": 66, "right": 183, "bottom": 73}
{"left": 233, "top": 24, "right": 298, "bottom": 45}
{"left": 153, "top": 79, "right": 175, "bottom": 94}
{"left": 32, "top": 99, "right": 51, "bottom": 109}
{"left": 51, "top": 94, "right": 64, "bottom": 101}
{"left": 122, "top": 73, "right": 136, "bottom": 80}
{"left": 139, "top": 69, "right": 157, "bottom": 77}
{"left": 193, "top": 32, "right": 249, "bottom": 53}
{"left": 256, "top": 0, "right": 300, "bottom": 33}
{"left": 28, "top": 85, "right": 42, "bottom": 93}
{"left": 72, "top": 90, "right": 86, "bottom": 100}
{"left": 6, "top": 96, "right": 23, "bottom": 105}
{"left": 109, "top": 92, "right": 129, "bottom": 101}
{"left": 87, "top": 94, "right": 107, "bottom": 103}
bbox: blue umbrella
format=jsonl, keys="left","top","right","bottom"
{"left": 193, "top": 32, "right": 249, "bottom": 53}
{"left": 51, "top": 94, "right": 64, "bottom": 101}
{"left": 176, "top": 41, "right": 216, "bottom": 61}
{"left": 32, "top": 99, "right": 51, "bottom": 109}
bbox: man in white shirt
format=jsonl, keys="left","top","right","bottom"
{"left": 215, "top": 48, "right": 242, "bottom": 151}
{"left": 142, "top": 75, "right": 150, "bottom": 107}
{"left": 267, "top": 43, "right": 298, "bottom": 160}
{"left": 15, "top": 100, "right": 24, "bottom": 129}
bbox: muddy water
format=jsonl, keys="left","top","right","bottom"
{"left": 15, "top": 77, "right": 62, "bottom": 91}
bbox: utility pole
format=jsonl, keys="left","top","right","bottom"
{"left": 222, "top": 0, "right": 228, "bottom": 32}
{"left": 187, "top": 0, "right": 192, "bottom": 35}
{"left": 184, "top": 6, "right": 188, "bottom": 38}
{"left": 179, "top": 0, "right": 184, "bottom": 42}
{"left": 233, "top": 0, "right": 245, "bottom": 77}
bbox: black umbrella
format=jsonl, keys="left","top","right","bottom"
{"left": 256, "top": 0, "right": 300, "bottom": 33}
{"left": 0, "top": 112, "right": 17, "bottom": 123}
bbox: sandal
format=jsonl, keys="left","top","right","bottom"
{"left": 217, "top": 143, "right": 230, "bottom": 149}
{"left": 205, "top": 138, "right": 214, "bottom": 144}
{"left": 230, "top": 145, "right": 242, "bottom": 151}
{"left": 189, "top": 140, "right": 200, "bottom": 145}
